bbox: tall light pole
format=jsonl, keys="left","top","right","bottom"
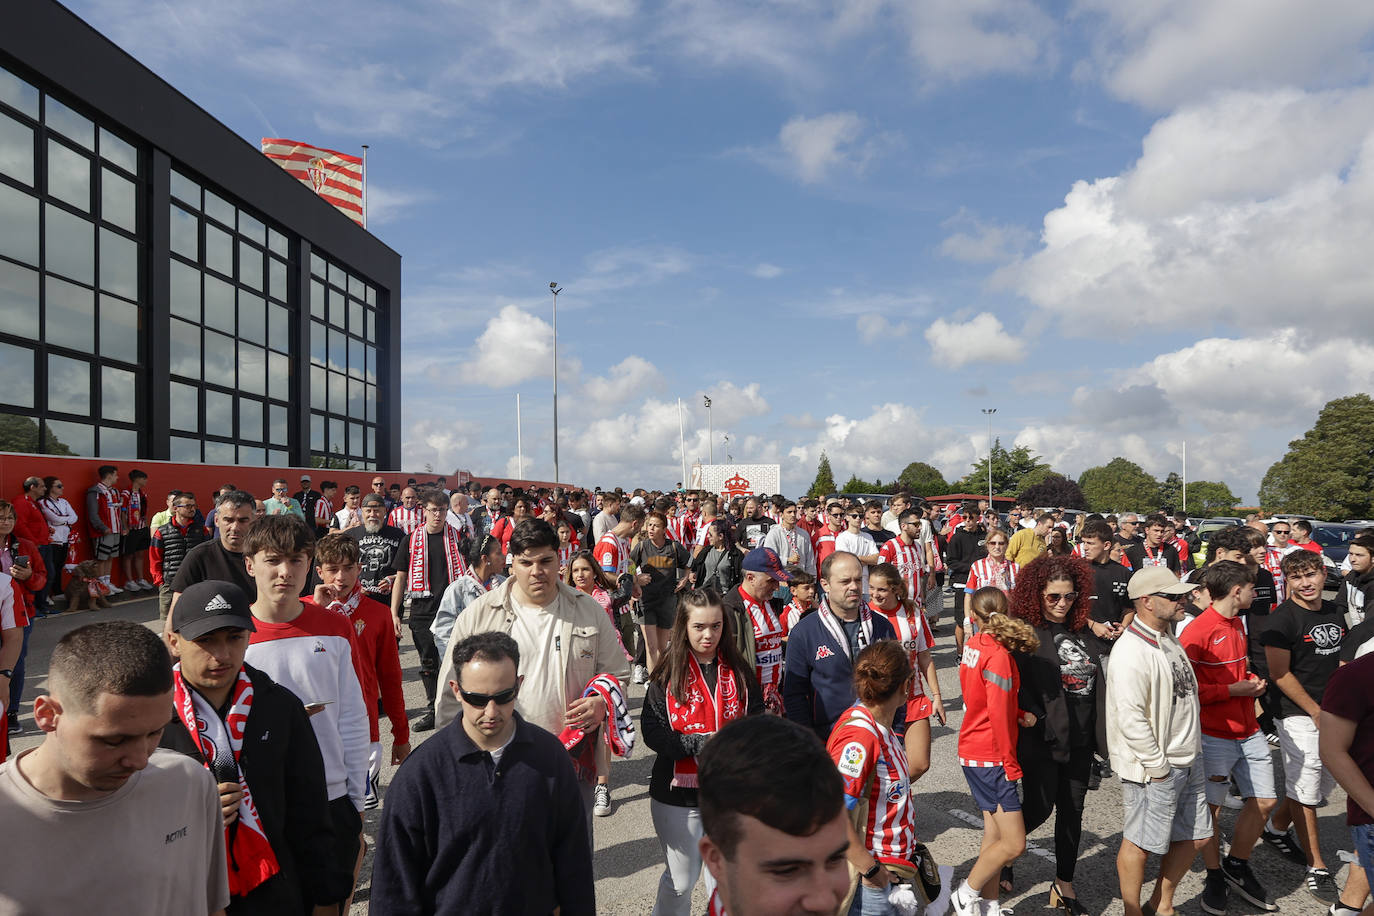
{"left": 549, "top": 282, "right": 561, "bottom": 483}
{"left": 703, "top": 395, "right": 713, "bottom": 464}
{"left": 982, "top": 408, "right": 997, "bottom": 508}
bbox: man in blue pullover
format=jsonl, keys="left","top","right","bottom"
{"left": 782, "top": 551, "right": 899, "bottom": 739}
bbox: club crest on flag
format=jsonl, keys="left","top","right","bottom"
{"left": 308, "top": 157, "right": 329, "bottom": 193}
{"left": 260, "top": 138, "right": 365, "bottom": 227}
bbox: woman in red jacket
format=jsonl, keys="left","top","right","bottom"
{"left": 952, "top": 586, "right": 1040, "bottom": 916}
{"left": 0, "top": 499, "right": 47, "bottom": 739}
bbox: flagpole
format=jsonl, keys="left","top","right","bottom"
{"left": 360, "top": 144, "right": 368, "bottom": 229}
{"left": 517, "top": 393, "right": 524, "bottom": 480}
{"left": 678, "top": 397, "right": 687, "bottom": 487}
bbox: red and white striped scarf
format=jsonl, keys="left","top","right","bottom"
{"left": 173, "top": 665, "right": 279, "bottom": 896}
{"left": 406, "top": 526, "right": 466, "bottom": 597}
{"left": 708, "top": 889, "right": 728, "bottom": 916}
{"left": 97, "top": 483, "right": 124, "bottom": 534}
{"left": 324, "top": 581, "right": 364, "bottom": 617}
{"left": 558, "top": 674, "right": 636, "bottom": 782}
{"left": 666, "top": 654, "right": 743, "bottom": 789}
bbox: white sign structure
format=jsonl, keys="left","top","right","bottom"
{"left": 691, "top": 463, "right": 781, "bottom": 499}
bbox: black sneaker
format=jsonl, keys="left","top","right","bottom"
{"left": 413, "top": 711, "right": 436, "bottom": 732}
{"left": 1260, "top": 827, "right": 1307, "bottom": 865}
{"left": 1201, "top": 871, "right": 1227, "bottom": 916}
{"left": 1221, "top": 859, "right": 1276, "bottom": 911}
{"left": 1306, "top": 868, "right": 1339, "bottom": 904}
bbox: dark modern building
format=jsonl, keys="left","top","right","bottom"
{"left": 0, "top": 0, "right": 401, "bottom": 470}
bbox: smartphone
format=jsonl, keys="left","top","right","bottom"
{"left": 304, "top": 700, "right": 333, "bottom": 717}
{"left": 13, "top": 555, "right": 29, "bottom": 568}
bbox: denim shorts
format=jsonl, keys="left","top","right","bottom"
{"left": 963, "top": 765, "right": 1021, "bottom": 813}
{"left": 1200, "top": 731, "right": 1276, "bottom": 805}
{"left": 1121, "top": 764, "right": 1211, "bottom": 855}
{"left": 1353, "top": 824, "right": 1374, "bottom": 890}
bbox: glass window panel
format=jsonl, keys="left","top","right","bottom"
{"left": 101, "top": 168, "right": 135, "bottom": 232}
{"left": 365, "top": 345, "right": 376, "bottom": 384}
{"left": 349, "top": 299, "right": 363, "bottom": 336}
{"left": 239, "top": 396, "right": 263, "bottom": 441}
{"left": 327, "top": 262, "right": 342, "bottom": 289}
{"left": 99, "top": 295, "right": 139, "bottom": 363}
{"left": 310, "top": 252, "right": 326, "bottom": 278}
{"left": 328, "top": 371, "right": 346, "bottom": 414}
{"left": 349, "top": 421, "right": 363, "bottom": 457}
{"left": 365, "top": 425, "right": 375, "bottom": 460}
{"left": 44, "top": 97, "right": 93, "bottom": 149}
{"left": 348, "top": 377, "right": 364, "bottom": 417}
{"left": 329, "top": 289, "right": 345, "bottom": 328}
{"left": 204, "top": 389, "right": 233, "bottom": 435}
{"left": 269, "top": 404, "right": 288, "bottom": 446}
{"left": 99, "top": 128, "right": 137, "bottom": 174}
{"left": 204, "top": 223, "right": 232, "bottom": 276}
{"left": 0, "top": 183, "right": 38, "bottom": 265}
{"left": 238, "top": 240, "right": 262, "bottom": 291}
{"left": 328, "top": 327, "right": 346, "bottom": 372}
{"left": 0, "top": 111, "right": 33, "bottom": 185}
{"left": 47, "top": 354, "right": 90, "bottom": 415}
{"left": 365, "top": 308, "right": 375, "bottom": 342}
{"left": 203, "top": 329, "right": 235, "bottom": 384}
{"left": 238, "top": 342, "right": 266, "bottom": 396}
{"left": 348, "top": 275, "right": 363, "bottom": 298}
{"left": 0, "top": 259, "right": 38, "bottom": 338}
{"left": 311, "top": 412, "right": 325, "bottom": 451}
{"left": 267, "top": 303, "right": 289, "bottom": 351}
{"left": 365, "top": 285, "right": 375, "bottom": 306}
{"left": 310, "top": 365, "right": 326, "bottom": 410}
{"left": 44, "top": 275, "right": 94, "bottom": 351}
{"left": 203, "top": 273, "right": 234, "bottom": 333}
{"left": 44, "top": 205, "right": 93, "bottom": 283}
{"left": 204, "top": 189, "right": 234, "bottom": 227}
{"left": 98, "top": 227, "right": 138, "bottom": 300}
{"left": 46, "top": 139, "right": 90, "bottom": 211}
{"left": 237, "top": 211, "right": 265, "bottom": 246}
{"left": 170, "top": 170, "right": 199, "bottom": 209}
{"left": 269, "top": 448, "right": 288, "bottom": 467}
{"left": 169, "top": 258, "right": 199, "bottom": 320}
{"left": 269, "top": 350, "right": 289, "bottom": 401}
{"left": 101, "top": 365, "right": 136, "bottom": 423}
{"left": 170, "top": 381, "right": 198, "bottom": 431}
{"left": 310, "top": 278, "right": 325, "bottom": 318}
{"left": 238, "top": 445, "right": 265, "bottom": 466}
{"left": 0, "top": 68, "right": 39, "bottom": 119}
{"left": 0, "top": 413, "right": 36, "bottom": 452}
{"left": 169, "top": 318, "right": 200, "bottom": 379}
{"left": 169, "top": 203, "right": 197, "bottom": 259}
{"left": 329, "top": 417, "right": 345, "bottom": 456}
{"left": 43, "top": 419, "right": 92, "bottom": 456}
{"left": 268, "top": 228, "right": 287, "bottom": 257}
{"left": 205, "top": 440, "right": 235, "bottom": 464}
{"left": 268, "top": 257, "right": 287, "bottom": 303}
{"left": 310, "top": 320, "right": 326, "bottom": 366}
{"left": 99, "top": 426, "right": 138, "bottom": 459}
{"left": 348, "top": 337, "right": 363, "bottom": 379}
{"left": 0, "top": 341, "right": 34, "bottom": 408}
{"left": 365, "top": 384, "right": 376, "bottom": 423}
{"left": 237, "top": 291, "right": 265, "bottom": 345}
{"left": 170, "top": 436, "right": 200, "bottom": 462}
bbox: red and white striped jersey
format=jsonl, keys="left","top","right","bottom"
{"left": 387, "top": 505, "right": 423, "bottom": 535}
{"left": 780, "top": 600, "right": 812, "bottom": 639}
{"left": 1263, "top": 547, "right": 1287, "bottom": 603}
{"left": 873, "top": 603, "right": 931, "bottom": 703}
{"left": 595, "top": 533, "right": 630, "bottom": 577}
{"left": 315, "top": 496, "right": 334, "bottom": 526}
{"left": 558, "top": 543, "right": 576, "bottom": 568}
{"left": 738, "top": 586, "right": 783, "bottom": 692}
{"left": 813, "top": 527, "right": 841, "bottom": 571}
{"left": 827, "top": 703, "right": 918, "bottom": 865}
{"left": 879, "top": 538, "right": 924, "bottom": 602}
{"left": 1072, "top": 542, "right": 1086, "bottom": 558}
{"left": 667, "top": 513, "right": 696, "bottom": 545}
{"left": 693, "top": 518, "right": 716, "bottom": 547}
{"left": 965, "top": 557, "right": 1018, "bottom": 594}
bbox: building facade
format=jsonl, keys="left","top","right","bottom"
{"left": 0, "top": 0, "right": 402, "bottom": 470}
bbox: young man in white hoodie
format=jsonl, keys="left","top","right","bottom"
{"left": 1107, "top": 566, "right": 1209, "bottom": 916}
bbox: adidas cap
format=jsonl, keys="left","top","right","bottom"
{"left": 171, "top": 580, "right": 256, "bottom": 640}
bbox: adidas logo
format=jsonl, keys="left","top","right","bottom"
{"left": 204, "top": 593, "right": 233, "bottom": 612}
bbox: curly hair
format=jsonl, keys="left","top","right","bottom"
{"left": 1010, "top": 554, "right": 1094, "bottom": 632}
{"left": 968, "top": 587, "right": 1040, "bottom": 654}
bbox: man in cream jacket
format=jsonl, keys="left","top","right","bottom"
{"left": 1107, "top": 567, "right": 1208, "bottom": 916}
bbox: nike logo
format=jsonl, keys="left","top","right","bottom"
{"left": 1212, "top": 636, "right": 1226, "bottom": 645}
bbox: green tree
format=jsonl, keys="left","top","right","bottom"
{"left": 1078, "top": 457, "right": 1160, "bottom": 512}
{"left": 806, "top": 451, "right": 838, "bottom": 498}
{"left": 841, "top": 474, "right": 887, "bottom": 494}
{"left": 1019, "top": 474, "right": 1087, "bottom": 509}
{"left": 0, "top": 415, "right": 73, "bottom": 455}
{"left": 955, "top": 440, "right": 1050, "bottom": 497}
{"left": 1258, "top": 394, "right": 1374, "bottom": 518}
{"left": 896, "top": 461, "right": 949, "bottom": 497}
{"left": 1185, "top": 481, "right": 1239, "bottom": 515}
{"left": 1157, "top": 471, "right": 1183, "bottom": 513}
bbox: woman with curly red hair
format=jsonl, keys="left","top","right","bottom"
{"left": 1006, "top": 555, "right": 1106, "bottom": 916}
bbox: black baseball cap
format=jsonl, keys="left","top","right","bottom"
{"left": 171, "top": 580, "right": 256, "bottom": 640}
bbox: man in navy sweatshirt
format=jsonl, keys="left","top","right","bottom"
{"left": 782, "top": 551, "right": 898, "bottom": 740}
{"left": 371, "top": 630, "right": 593, "bottom": 915}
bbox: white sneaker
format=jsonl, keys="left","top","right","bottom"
{"left": 951, "top": 881, "right": 981, "bottom": 916}
{"left": 632, "top": 665, "right": 647, "bottom": 685}
{"left": 106, "top": 582, "right": 124, "bottom": 595}
{"left": 137, "top": 579, "right": 154, "bottom": 590}
{"left": 593, "top": 784, "right": 611, "bottom": 816}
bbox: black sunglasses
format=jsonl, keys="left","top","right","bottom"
{"left": 459, "top": 685, "right": 519, "bottom": 707}
{"left": 1044, "top": 591, "right": 1078, "bottom": 604}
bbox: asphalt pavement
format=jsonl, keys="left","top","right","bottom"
{"left": 9, "top": 591, "right": 1355, "bottom": 915}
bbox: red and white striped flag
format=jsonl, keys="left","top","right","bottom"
{"left": 260, "top": 138, "right": 364, "bottom": 225}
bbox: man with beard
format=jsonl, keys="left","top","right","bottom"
{"left": 346, "top": 494, "right": 405, "bottom": 601}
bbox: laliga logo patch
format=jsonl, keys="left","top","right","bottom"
{"left": 815, "top": 645, "right": 834, "bottom": 661}
{"left": 837, "top": 741, "right": 866, "bottom": 778}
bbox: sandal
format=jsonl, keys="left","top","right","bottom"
{"left": 999, "top": 866, "right": 1014, "bottom": 894}
{"left": 1049, "top": 883, "right": 1090, "bottom": 916}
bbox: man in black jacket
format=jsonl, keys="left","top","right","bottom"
{"left": 162, "top": 580, "right": 350, "bottom": 915}
{"left": 945, "top": 505, "right": 987, "bottom": 653}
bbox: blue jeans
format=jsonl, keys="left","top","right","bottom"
{"left": 8, "top": 622, "right": 32, "bottom": 724}
{"left": 1354, "top": 824, "right": 1374, "bottom": 889}
{"left": 848, "top": 883, "right": 897, "bottom": 916}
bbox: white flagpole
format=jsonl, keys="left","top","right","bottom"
{"left": 1182, "top": 439, "right": 1187, "bottom": 515}
{"left": 517, "top": 393, "right": 524, "bottom": 479}
{"left": 678, "top": 398, "right": 687, "bottom": 487}
{"left": 360, "top": 144, "right": 368, "bottom": 229}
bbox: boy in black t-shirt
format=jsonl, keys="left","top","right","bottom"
{"left": 1259, "top": 550, "right": 1345, "bottom": 902}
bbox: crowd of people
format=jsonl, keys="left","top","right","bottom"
{"left": 1, "top": 473, "right": 1373, "bottom": 916}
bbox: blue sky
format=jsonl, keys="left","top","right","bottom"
{"left": 69, "top": 0, "right": 1374, "bottom": 501}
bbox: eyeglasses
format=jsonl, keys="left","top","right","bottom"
{"left": 1044, "top": 592, "right": 1078, "bottom": 604}
{"left": 173, "top": 503, "right": 196, "bottom": 509}
{"left": 1150, "top": 592, "right": 1186, "bottom": 603}
{"left": 372, "top": 481, "right": 385, "bottom": 487}
{"left": 423, "top": 506, "right": 444, "bottom": 514}
{"left": 459, "top": 685, "right": 519, "bottom": 707}
{"left": 52, "top": 483, "right": 63, "bottom": 489}
{"left": 1273, "top": 529, "right": 1290, "bottom": 535}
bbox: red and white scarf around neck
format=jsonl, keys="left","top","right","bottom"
{"left": 818, "top": 599, "right": 874, "bottom": 662}
{"left": 325, "top": 581, "right": 364, "bottom": 617}
{"left": 406, "top": 526, "right": 466, "bottom": 597}
{"left": 666, "top": 654, "right": 743, "bottom": 789}
{"left": 172, "top": 665, "right": 280, "bottom": 896}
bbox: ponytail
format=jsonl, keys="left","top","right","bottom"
{"left": 967, "top": 586, "right": 1039, "bottom": 653}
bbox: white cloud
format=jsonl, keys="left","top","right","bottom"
{"left": 901, "top": 0, "right": 1057, "bottom": 83}
{"left": 574, "top": 245, "right": 693, "bottom": 295}
{"left": 775, "top": 112, "right": 896, "bottom": 184}
{"left": 924, "top": 312, "right": 1025, "bottom": 367}
{"left": 363, "top": 183, "right": 429, "bottom": 227}
{"left": 401, "top": 417, "right": 482, "bottom": 476}
{"left": 464, "top": 305, "right": 554, "bottom": 388}
{"left": 751, "top": 262, "right": 784, "bottom": 279}
{"left": 582, "top": 356, "right": 665, "bottom": 406}
{"left": 856, "top": 313, "right": 910, "bottom": 343}
{"left": 938, "top": 211, "right": 1033, "bottom": 263}
{"left": 1003, "top": 87, "right": 1374, "bottom": 338}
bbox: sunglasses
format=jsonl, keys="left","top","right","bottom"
{"left": 1273, "top": 529, "right": 1290, "bottom": 535}
{"left": 459, "top": 685, "right": 519, "bottom": 707}
{"left": 1044, "top": 592, "right": 1078, "bottom": 604}
{"left": 1151, "top": 592, "right": 1187, "bottom": 603}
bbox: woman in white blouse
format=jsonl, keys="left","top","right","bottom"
{"left": 38, "top": 475, "right": 78, "bottom": 614}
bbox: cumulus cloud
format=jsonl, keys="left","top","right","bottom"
{"left": 774, "top": 112, "right": 897, "bottom": 184}
{"left": 751, "top": 262, "right": 784, "bottom": 279}
{"left": 857, "top": 313, "right": 910, "bottom": 343}
{"left": 464, "top": 305, "right": 554, "bottom": 388}
{"left": 924, "top": 312, "right": 1025, "bottom": 367}
{"left": 401, "top": 417, "right": 482, "bottom": 476}
{"left": 582, "top": 356, "right": 665, "bottom": 406}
